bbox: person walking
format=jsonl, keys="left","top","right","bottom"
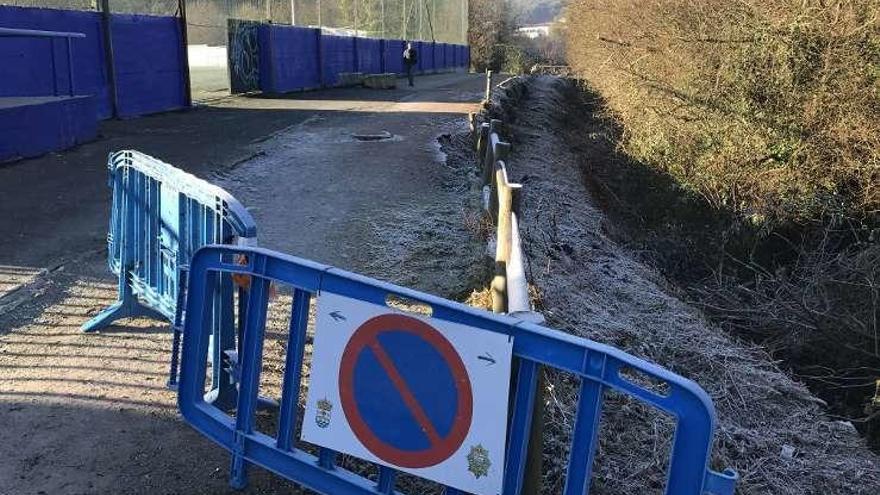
{"left": 403, "top": 42, "right": 418, "bottom": 87}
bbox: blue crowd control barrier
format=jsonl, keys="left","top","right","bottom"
{"left": 179, "top": 245, "right": 738, "bottom": 495}
{"left": 83, "top": 150, "right": 257, "bottom": 397}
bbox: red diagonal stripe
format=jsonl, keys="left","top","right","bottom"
{"left": 368, "top": 338, "right": 442, "bottom": 446}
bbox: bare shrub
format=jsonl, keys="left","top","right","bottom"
{"left": 565, "top": 0, "right": 880, "bottom": 224}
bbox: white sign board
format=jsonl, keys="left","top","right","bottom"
{"left": 302, "top": 292, "right": 513, "bottom": 495}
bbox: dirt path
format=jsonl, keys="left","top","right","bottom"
{"left": 0, "top": 73, "right": 486, "bottom": 494}
{"left": 495, "top": 76, "right": 880, "bottom": 494}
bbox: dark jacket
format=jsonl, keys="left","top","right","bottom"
{"left": 403, "top": 46, "right": 418, "bottom": 66}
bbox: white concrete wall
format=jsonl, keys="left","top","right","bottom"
{"left": 188, "top": 44, "right": 227, "bottom": 68}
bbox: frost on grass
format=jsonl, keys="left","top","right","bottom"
{"left": 364, "top": 130, "right": 488, "bottom": 300}
{"left": 492, "top": 76, "right": 880, "bottom": 494}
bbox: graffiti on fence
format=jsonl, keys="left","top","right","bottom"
{"left": 227, "top": 19, "right": 261, "bottom": 94}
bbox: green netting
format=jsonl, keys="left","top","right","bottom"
{"left": 0, "top": 0, "right": 468, "bottom": 44}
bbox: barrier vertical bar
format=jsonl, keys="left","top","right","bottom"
{"left": 276, "top": 289, "right": 310, "bottom": 451}
{"left": 376, "top": 466, "right": 397, "bottom": 493}
{"left": 318, "top": 447, "right": 337, "bottom": 470}
{"left": 503, "top": 359, "right": 539, "bottom": 494}
{"left": 229, "top": 260, "right": 270, "bottom": 489}
{"left": 562, "top": 377, "right": 605, "bottom": 495}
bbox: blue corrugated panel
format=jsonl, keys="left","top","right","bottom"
{"left": 260, "top": 24, "right": 321, "bottom": 93}
{"left": 321, "top": 35, "right": 356, "bottom": 86}
{"left": 111, "top": 14, "right": 186, "bottom": 118}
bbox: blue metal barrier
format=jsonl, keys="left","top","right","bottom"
{"left": 178, "top": 245, "right": 738, "bottom": 495}
{"left": 83, "top": 150, "right": 256, "bottom": 397}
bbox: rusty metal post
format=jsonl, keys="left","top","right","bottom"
{"left": 477, "top": 123, "right": 490, "bottom": 172}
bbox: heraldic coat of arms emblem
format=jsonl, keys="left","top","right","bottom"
{"left": 316, "top": 398, "right": 333, "bottom": 428}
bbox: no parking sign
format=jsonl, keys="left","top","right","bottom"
{"left": 302, "top": 292, "right": 513, "bottom": 494}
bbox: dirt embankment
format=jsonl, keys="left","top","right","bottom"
{"left": 486, "top": 75, "right": 880, "bottom": 494}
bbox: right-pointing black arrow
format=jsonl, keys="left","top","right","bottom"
{"left": 477, "top": 352, "right": 496, "bottom": 365}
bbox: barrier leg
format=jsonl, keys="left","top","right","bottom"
{"left": 81, "top": 272, "right": 167, "bottom": 332}
{"left": 167, "top": 271, "right": 188, "bottom": 389}
{"left": 206, "top": 274, "right": 239, "bottom": 410}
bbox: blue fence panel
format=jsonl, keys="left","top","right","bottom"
{"left": 414, "top": 41, "right": 427, "bottom": 73}
{"left": 321, "top": 35, "right": 356, "bottom": 86}
{"left": 434, "top": 42, "right": 443, "bottom": 71}
{"left": 83, "top": 151, "right": 257, "bottom": 397}
{"left": 111, "top": 14, "right": 186, "bottom": 118}
{"left": 0, "top": 5, "right": 109, "bottom": 117}
{"left": 355, "top": 37, "right": 381, "bottom": 74}
{"left": 445, "top": 43, "right": 455, "bottom": 69}
{"left": 383, "top": 39, "right": 405, "bottom": 75}
{"left": 178, "top": 245, "right": 738, "bottom": 495}
{"left": 259, "top": 24, "right": 321, "bottom": 93}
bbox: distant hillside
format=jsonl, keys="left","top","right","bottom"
{"left": 511, "top": 0, "right": 562, "bottom": 25}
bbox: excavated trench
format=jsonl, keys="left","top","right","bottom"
{"left": 471, "top": 75, "right": 880, "bottom": 494}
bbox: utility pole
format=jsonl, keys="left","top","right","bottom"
{"left": 381, "top": 0, "right": 385, "bottom": 38}
{"left": 354, "top": 0, "right": 358, "bottom": 35}
{"left": 418, "top": 0, "right": 422, "bottom": 40}
{"left": 291, "top": 0, "right": 295, "bottom": 25}
{"left": 318, "top": 0, "right": 322, "bottom": 27}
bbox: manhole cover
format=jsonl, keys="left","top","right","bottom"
{"left": 352, "top": 131, "right": 394, "bottom": 141}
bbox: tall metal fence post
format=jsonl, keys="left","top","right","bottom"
{"left": 99, "top": 0, "right": 119, "bottom": 117}
{"left": 178, "top": 0, "right": 192, "bottom": 108}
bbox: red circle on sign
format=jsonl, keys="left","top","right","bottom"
{"left": 338, "top": 313, "right": 473, "bottom": 468}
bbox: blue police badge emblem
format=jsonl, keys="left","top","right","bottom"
{"left": 467, "top": 444, "right": 491, "bottom": 478}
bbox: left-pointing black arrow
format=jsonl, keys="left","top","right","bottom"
{"left": 477, "top": 353, "right": 496, "bottom": 365}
